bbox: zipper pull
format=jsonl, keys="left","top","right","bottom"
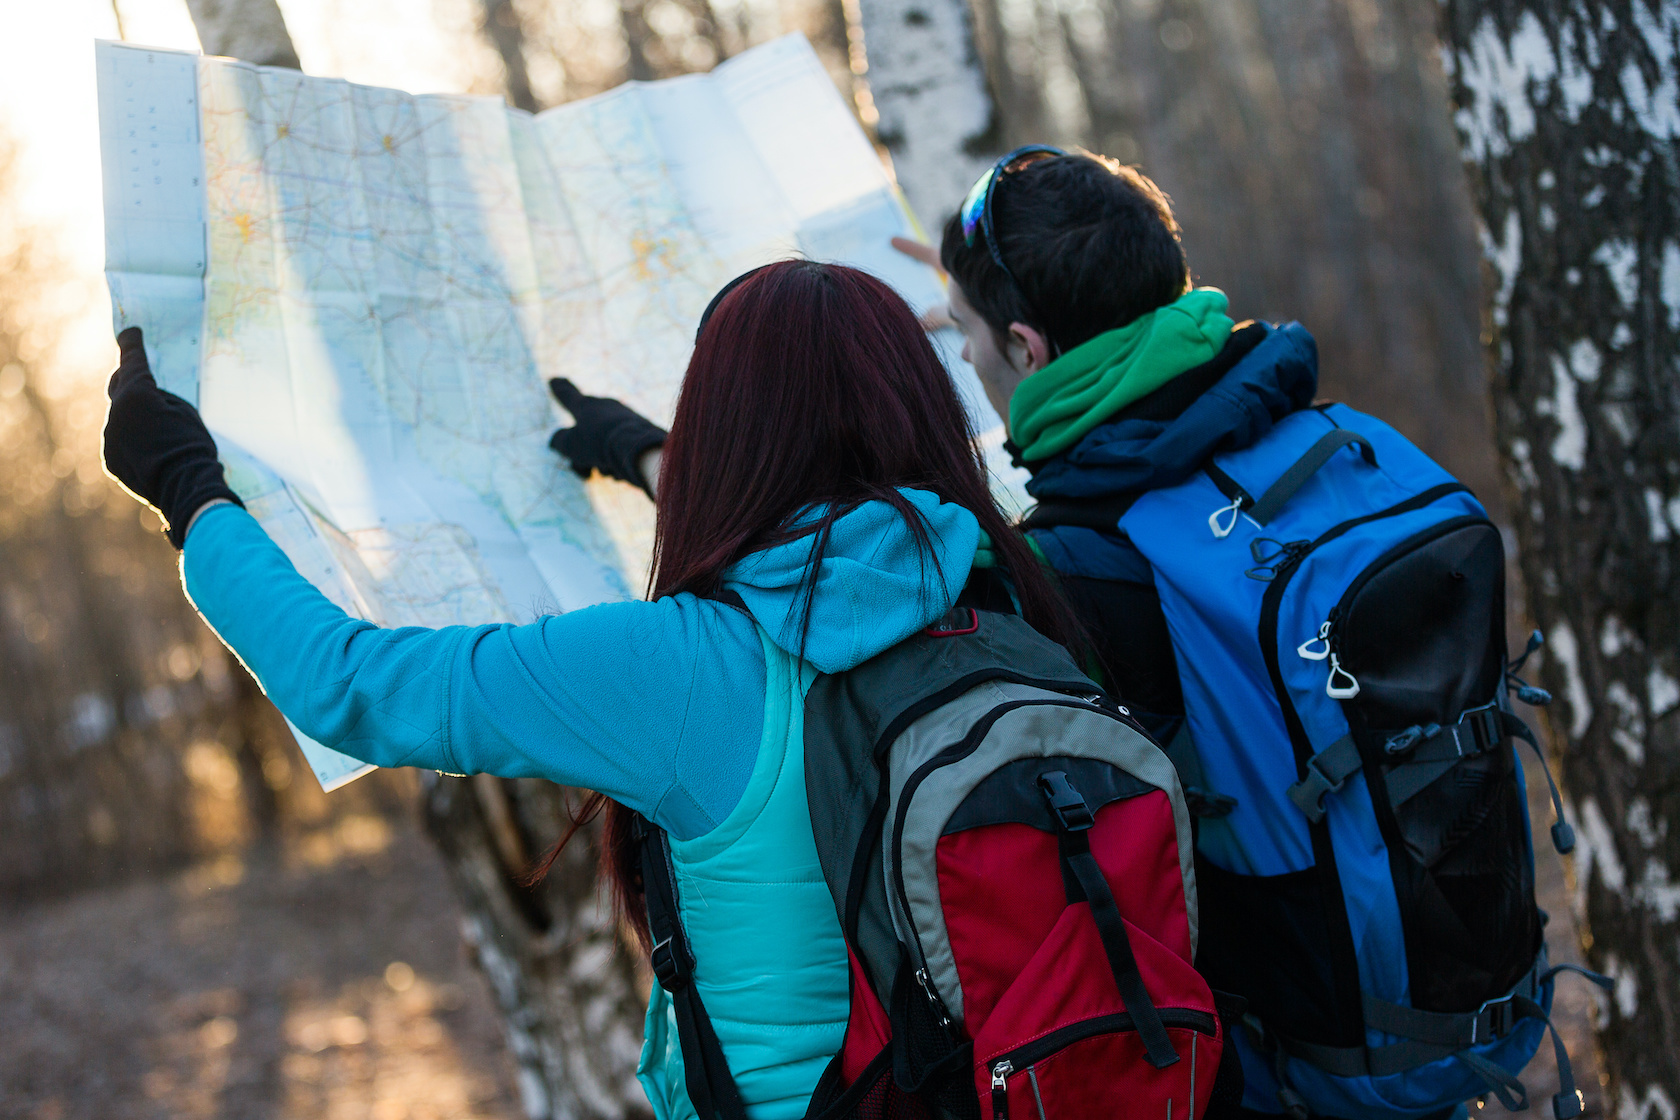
{"left": 1208, "top": 495, "right": 1244, "bottom": 538}
{"left": 1327, "top": 652, "right": 1361, "bottom": 699}
{"left": 1297, "top": 621, "right": 1331, "bottom": 660}
{"left": 991, "top": 1060, "right": 1013, "bottom": 1120}
{"left": 915, "top": 968, "right": 952, "bottom": 1027}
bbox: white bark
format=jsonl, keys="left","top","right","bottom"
{"left": 1442, "top": 0, "right": 1680, "bottom": 1107}
{"left": 183, "top": 0, "right": 301, "bottom": 69}
{"left": 855, "top": 0, "right": 999, "bottom": 233}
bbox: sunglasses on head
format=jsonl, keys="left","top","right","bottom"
{"left": 959, "top": 145, "right": 1066, "bottom": 285}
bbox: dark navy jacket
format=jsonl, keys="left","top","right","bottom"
{"left": 1021, "top": 321, "right": 1320, "bottom": 725}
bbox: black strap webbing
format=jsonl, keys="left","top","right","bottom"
{"left": 1289, "top": 707, "right": 1563, "bottom": 828}
{"left": 637, "top": 816, "right": 749, "bottom": 1120}
{"left": 1161, "top": 720, "right": 1236, "bottom": 817}
{"left": 1263, "top": 952, "right": 1611, "bottom": 1120}
{"left": 1248, "top": 429, "right": 1378, "bottom": 525}
{"left": 1039, "top": 772, "right": 1179, "bottom": 1069}
{"left": 1020, "top": 492, "right": 1141, "bottom": 532}
{"left": 1505, "top": 712, "right": 1577, "bottom": 853}
{"left": 1285, "top": 734, "right": 1362, "bottom": 823}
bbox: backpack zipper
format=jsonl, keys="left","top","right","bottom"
{"left": 1321, "top": 514, "right": 1489, "bottom": 671}
{"left": 991, "top": 1059, "right": 1013, "bottom": 1120}
{"left": 1258, "top": 482, "right": 1471, "bottom": 769}
{"left": 889, "top": 696, "right": 1145, "bottom": 1021}
{"left": 990, "top": 1007, "right": 1218, "bottom": 1070}
{"left": 987, "top": 1007, "right": 1218, "bottom": 1118}
{"left": 1294, "top": 514, "right": 1492, "bottom": 701}
{"left": 1253, "top": 482, "right": 1474, "bottom": 1041}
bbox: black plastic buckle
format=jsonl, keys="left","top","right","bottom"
{"left": 1470, "top": 994, "right": 1515, "bottom": 1044}
{"left": 1465, "top": 706, "right": 1504, "bottom": 752}
{"left": 1038, "top": 771, "right": 1094, "bottom": 831}
{"left": 650, "top": 935, "right": 689, "bottom": 991}
{"left": 1185, "top": 786, "right": 1238, "bottom": 818}
{"left": 1286, "top": 758, "right": 1344, "bottom": 822}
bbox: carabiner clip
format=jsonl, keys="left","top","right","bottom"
{"left": 1326, "top": 653, "right": 1360, "bottom": 700}
{"left": 1208, "top": 496, "right": 1244, "bottom": 539}
{"left": 1298, "top": 621, "right": 1331, "bottom": 661}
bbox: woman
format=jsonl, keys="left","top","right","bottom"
{"left": 101, "top": 260, "right": 1077, "bottom": 1120}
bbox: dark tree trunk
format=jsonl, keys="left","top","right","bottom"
{"left": 978, "top": 0, "right": 1495, "bottom": 501}
{"left": 177, "top": 6, "right": 653, "bottom": 1117}
{"left": 181, "top": 0, "right": 301, "bottom": 68}
{"left": 480, "top": 0, "right": 541, "bottom": 112}
{"left": 1441, "top": 0, "right": 1680, "bottom": 1111}
{"left": 618, "top": 0, "right": 728, "bottom": 84}
{"left": 0, "top": 131, "right": 260, "bottom": 899}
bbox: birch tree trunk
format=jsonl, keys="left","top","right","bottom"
{"left": 178, "top": 6, "right": 650, "bottom": 1117}
{"left": 1441, "top": 2, "right": 1680, "bottom": 1112}
{"left": 853, "top": 0, "right": 999, "bottom": 230}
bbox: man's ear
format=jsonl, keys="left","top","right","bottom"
{"left": 1006, "top": 321, "right": 1056, "bottom": 374}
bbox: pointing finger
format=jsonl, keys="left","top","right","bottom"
{"left": 548, "top": 377, "right": 586, "bottom": 412}
{"left": 891, "top": 236, "right": 943, "bottom": 273}
{"left": 109, "top": 327, "right": 156, "bottom": 398}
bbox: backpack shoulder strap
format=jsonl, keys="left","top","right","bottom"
{"left": 1020, "top": 492, "right": 1142, "bottom": 533}
{"left": 635, "top": 813, "right": 749, "bottom": 1120}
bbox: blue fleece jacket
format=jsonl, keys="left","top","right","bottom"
{"left": 182, "top": 490, "right": 980, "bottom": 841}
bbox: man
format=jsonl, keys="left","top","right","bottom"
{"left": 902, "top": 149, "right": 1509, "bottom": 1120}
{"left": 900, "top": 146, "right": 1315, "bottom": 745}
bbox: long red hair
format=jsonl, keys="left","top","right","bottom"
{"left": 531, "top": 260, "right": 1079, "bottom": 941}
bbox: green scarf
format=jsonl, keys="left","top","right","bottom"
{"left": 1008, "top": 288, "right": 1234, "bottom": 463}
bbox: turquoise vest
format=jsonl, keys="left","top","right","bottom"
{"left": 637, "top": 629, "right": 851, "bottom": 1120}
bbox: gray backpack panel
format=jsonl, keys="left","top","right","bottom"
{"left": 802, "top": 611, "right": 1097, "bottom": 1003}
{"left": 885, "top": 687, "right": 1196, "bottom": 1023}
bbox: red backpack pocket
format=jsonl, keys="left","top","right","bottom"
{"left": 970, "top": 905, "right": 1220, "bottom": 1120}
{"left": 937, "top": 767, "right": 1222, "bottom": 1120}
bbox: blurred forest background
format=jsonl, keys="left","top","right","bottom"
{"left": 0, "top": 0, "right": 1601, "bottom": 1117}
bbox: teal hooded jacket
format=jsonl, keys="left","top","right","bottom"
{"left": 180, "top": 489, "right": 982, "bottom": 1118}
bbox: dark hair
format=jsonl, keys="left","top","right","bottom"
{"left": 940, "top": 151, "right": 1189, "bottom": 355}
{"left": 530, "top": 260, "right": 1081, "bottom": 942}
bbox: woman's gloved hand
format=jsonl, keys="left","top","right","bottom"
{"left": 101, "top": 327, "right": 244, "bottom": 548}
{"left": 547, "top": 378, "right": 666, "bottom": 497}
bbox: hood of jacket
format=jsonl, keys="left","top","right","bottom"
{"left": 1026, "top": 321, "right": 1320, "bottom": 501}
{"left": 1010, "top": 287, "right": 1235, "bottom": 463}
{"left": 721, "top": 488, "right": 979, "bottom": 674}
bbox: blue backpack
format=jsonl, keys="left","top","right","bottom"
{"left": 1090, "top": 402, "right": 1608, "bottom": 1119}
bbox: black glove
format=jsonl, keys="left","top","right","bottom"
{"left": 548, "top": 378, "right": 666, "bottom": 497}
{"left": 102, "top": 327, "right": 243, "bottom": 549}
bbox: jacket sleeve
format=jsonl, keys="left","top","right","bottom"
{"left": 179, "top": 502, "right": 765, "bottom": 840}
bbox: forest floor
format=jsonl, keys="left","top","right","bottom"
{"left": 0, "top": 766, "right": 1603, "bottom": 1120}
{"left": 0, "top": 811, "right": 521, "bottom": 1120}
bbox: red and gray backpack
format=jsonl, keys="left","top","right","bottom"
{"left": 640, "top": 600, "right": 1243, "bottom": 1120}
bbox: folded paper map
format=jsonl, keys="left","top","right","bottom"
{"left": 97, "top": 33, "right": 1024, "bottom": 790}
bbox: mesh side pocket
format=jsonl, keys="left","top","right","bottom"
{"left": 808, "top": 1047, "right": 937, "bottom": 1120}
{"left": 1391, "top": 748, "right": 1541, "bottom": 1010}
